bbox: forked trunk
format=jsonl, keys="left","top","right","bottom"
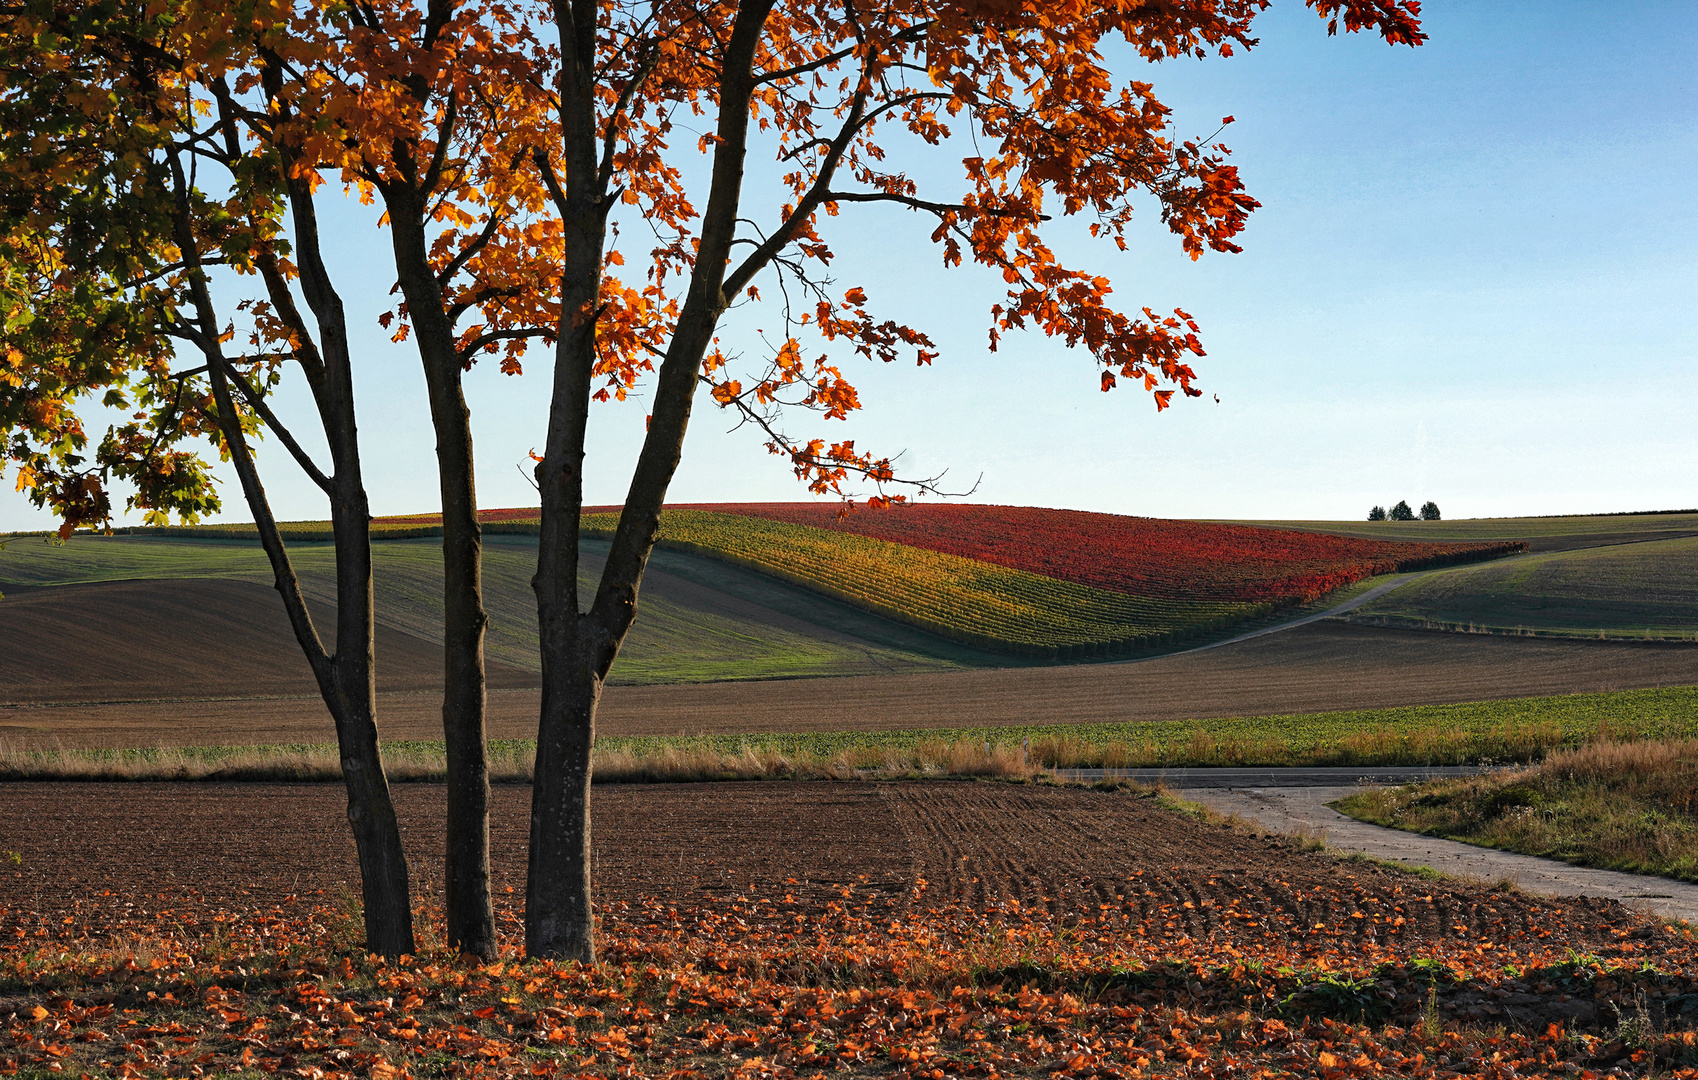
{"left": 523, "top": 0, "right": 776, "bottom": 960}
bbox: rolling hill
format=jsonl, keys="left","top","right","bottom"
{"left": 1344, "top": 534, "right": 1698, "bottom": 640}
{"left": 68, "top": 503, "right": 1525, "bottom": 662}
{"left": 2, "top": 506, "right": 1695, "bottom": 749}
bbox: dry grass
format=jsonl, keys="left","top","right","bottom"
{"left": 1021, "top": 718, "right": 1572, "bottom": 769}
{"left": 1334, "top": 739, "right": 1698, "bottom": 881}
{"left": 0, "top": 736, "right": 1042, "bottom": 784}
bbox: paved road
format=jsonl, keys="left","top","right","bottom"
{"left": 1170, "top": 781, "right": 1698, "bottom": 924}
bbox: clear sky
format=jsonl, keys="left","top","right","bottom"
{"left": 4, "top": 1, "right": 1693, "bottom": 532}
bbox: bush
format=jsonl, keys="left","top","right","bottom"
{"left": 1389, "top": 500, "right": 1415, "bottom": 521}
{"left": 1367, "top": 505, "right": 1387, "bottom": 521}
{"left": 1420, "top": 500, "right": 1441, "bottom": 521}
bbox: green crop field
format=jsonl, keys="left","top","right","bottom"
{"left": 1345, "top": 535, "right": 1698, "bottom": 640}
{"left": 6, "top": 684, "right": 1695, "bottom": 782}
{"left": 0, "top": 533, "right": 1004, "bottom": 685}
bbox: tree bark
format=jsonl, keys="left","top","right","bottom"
{"left": 383, "top": 183, "right": 497, "bottom": 960}
{"left": 168, "top": 151, "right": 416, "bottom": 957}
{"left": 525, "top": 0, "right": 776, "bottom": 961}
{"left": 279, "top": 172, "right": 418, "bottom": 958}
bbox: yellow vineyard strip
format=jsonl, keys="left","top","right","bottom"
{"left": 582, "top": 509, "right": 1265, "bottom": 657}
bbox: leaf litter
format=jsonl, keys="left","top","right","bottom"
{"left": 6, "top": 780, "right": 1698, "bottom": 1078}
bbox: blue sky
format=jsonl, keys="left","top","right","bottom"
{"left": 5, "top": 0, "right": 1693, "bottom": 531}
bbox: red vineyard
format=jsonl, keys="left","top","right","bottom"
{"left": 377, "top": 502, "right": 1523, "bottom": 608}
{"left": 685, "top": 503, "right": 1524, "bottom": 604}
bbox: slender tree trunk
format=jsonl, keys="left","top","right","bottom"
{"left": 525, "top": 0, "right": 776, "bottom": 961}
{"left": 185, "top": 277, "right": 415, "bottom": 957}
{"left": 279, "top": 174, "right": 417, "bottom": 960}
{"left": 385, "top": 186, "right": 497, "bottom": 959}
{"left": 174, "top": 134, "right": 413, "bottom": 956}
{"left": 527, "top": 0, "right": 610, "bottom": 956}
{"left": 527, "top": 295, "right": 600, "bottom": 957}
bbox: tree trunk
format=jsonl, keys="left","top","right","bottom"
{"left": 431, "top": 375, "right": 495, "bottom": 961}
{"left": 273, "top": 165, "right": 418, "bottom": 959}
{"left": 525, "top": 658, "right": 599, "bottom": 959}
{"left": 524, "top": 0, "right": 777, "bottom": 960}
{"left": 384, "top": 185, "right": 497, "bottom": 959}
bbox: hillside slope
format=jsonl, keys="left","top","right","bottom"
{"left": 0, "top": 577, "right": 537, "bottom": 704}
{"left": 1240, "top": 511, "right": 1698, "bottom": 553}
{"left": 0, "top": 533, "right": 998, "bottom": 700}
{"left": 1345, "top": 534, "right": 1698, "bottom": 640}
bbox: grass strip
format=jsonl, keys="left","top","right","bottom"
{"left": 1334, "top": 739, "right": 1698, "bottom": 883}
{"left": 3, "top": 685, "right": 1695, "bottom": 782}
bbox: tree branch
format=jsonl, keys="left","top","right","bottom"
{"left": 596, "top": 40, "right": 662, "bottom": 196}
{"left": 722, "top": 71, "right": 871, "bottom": 298}
{"left": 215, "top": 356, "right": 336, "bottom": 496}
{"left": 456, "top": 327, "right": 555, "bottom": 365}
{"left": 532, "top": 147, "right": 569, "bottom": 217}
{"left": 437, "top": 209, "right": 506, "bottom": 288}
{"left": 823, "top": 189, "right": 1049, "bottom": 220}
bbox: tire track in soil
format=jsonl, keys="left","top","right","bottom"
{"left": 0, "top": 780, "right": 1667, "bottom": 964}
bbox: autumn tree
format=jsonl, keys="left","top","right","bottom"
{"left": 510, "top": 0, "right": 1424, "bottom": 959}
{"left": 0, "top": 0, "right": 512, "bottom": 957}
{"left": 3, "top": 0, "right": 1424, "bottom": 964}
{"left": 1, "top": 0, "right": 583, "bottom": 956}
{"left": 224, "top": 1, "right": 563, "bottom": 960}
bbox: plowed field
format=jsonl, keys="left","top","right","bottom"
{"left": 0, "top": 781, "right": 1666, "bottom": 963}
{"left": 6, "top": 621, "right": 1696, "bottom": 748}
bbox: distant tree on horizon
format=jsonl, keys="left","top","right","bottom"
{"left": 1367, "top": 505, "right": 1388, "bottom": 521}
{"left": 1420, "top": 501, "right": 1442, "bottom": 521}
{"left": 1390, "top": 500, "right": 1416, "bottom": 521}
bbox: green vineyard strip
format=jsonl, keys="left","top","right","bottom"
{"left": 9, "top": 686, "right": 1691, "bottom": 781}
{"left": 589, "top": 685, "right": 1698, "bottom": 768}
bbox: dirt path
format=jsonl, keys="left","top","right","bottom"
{"left": 1183, "top": 784, "right": 1698, "bottom": 924}
{"left": 1122, "top": 571, "right": 1427, "bottom": 658}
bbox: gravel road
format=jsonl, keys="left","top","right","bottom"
{"left": 1181, "top": 782, "right": 1698, "bottom": 924}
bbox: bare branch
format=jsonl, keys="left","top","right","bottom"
{"left": 456, "top": 327, "right": 555, "bottom": 365}
{"left": 437, "top": 209, "right": 506, "bottom": 288}
{"left": 216, "top": 356, "right": 336, "bottom": 496}
{"left": 702, "top": 374, "right": 975, "bottom": 499}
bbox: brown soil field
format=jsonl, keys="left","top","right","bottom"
{"left": 0, "top": 780, "right": 1667, "bottom": 963}
{"left": 5, "top": 619, "right": 1695, "bottom": 748}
